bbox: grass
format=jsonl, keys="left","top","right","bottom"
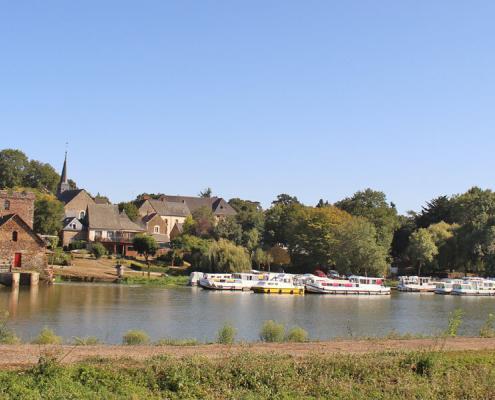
{"left": 121, "top": 275, "right": 189, "bottom": 287}
{"left": 155, "top": 338, "right": 200, "bottom": 346}
{"left": 72, "top": 336, "right": 102, "bottom": 346}
{"left": 123, "top": 330, "right": 150, "bottom": 345}
{"left": 217, "top": 323, "right": 236, "bottom": 344}
{"left": 260, "top": 320, "right": 285, "bottom": 342}
{"left": 0, "top": 350, "right": 494, "bottom": 399}
{"left": 286, "top": 326, "right": 308, "bottom": 342}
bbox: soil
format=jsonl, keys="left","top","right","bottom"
{"left": 2, "top": 337, "right": 495, "bottom": 369}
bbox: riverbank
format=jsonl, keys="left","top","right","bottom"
{"left": 0, "top": 343, "right": 494, "bottom": 399}
{"left": 1, "top": 337, "right": 495, "bottom": 367}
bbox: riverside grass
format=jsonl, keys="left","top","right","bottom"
{"left": 0, "top": 351, "right": 494, "bottom": 399}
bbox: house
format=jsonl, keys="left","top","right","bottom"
{"left": 169, "top": 222, "right": 183, "bottom": 240}
{"left": 56, "top": 152, "right": 95, "bottom": 220}
{"left": 138, "top": 199, "right": 190, "bottom": 237}
{"left": 0, "top": 191, "right": 46, "bottom": 270}
{"left": 158, "top": 195, "right": 236, "bottom": 219}
{"left": 141, "top": 212, "right": 170, "bottom": 247}
{"left": 60, "top": 216, "right": 86, "bottom": 247}
{"left": 86, "top": 203, "right": 145, "bottom": 255}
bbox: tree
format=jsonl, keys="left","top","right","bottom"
{"left": 200, "top": 239, "right": 251, "bottom": 273}
{"left": 335, "top": 189, "right": 399, "bottom": 252}
{"left": 94, "top": 193, "right": 111, "bottom": 204}
{"left": 331, "top": 217, "right": 389, "bottom": 277}
{"left": 91, "top": 242, "right": 107, "bottom": 259}
{"left": 408, "top": 229, "right": 438, "bottom": 276}
{"left": 171, "top": 234, "right": 212, "bottom": 267}
{"left": 0, "top": 149, "right": 29, "bottom": 189}
{"left": 132, "top": 234, "right": 159, "bottom": 278}
{"left": 264, "top": 200, "right": 304, "bottom": 248}
{"left": 267, "top": 245, "right": 291, "bottom": 268}
{"left": 33, "top": 197, "right": 64, "bottom": 235}
{"left": 23, "top": 160, "right": 59, "bottom": 194}
{"left": 118, "top": 202, "right": 139, "bottom": 222}
{"left": 271, "top": 194, "right": 300, "bottom": 207}
{"left": 252, "top": 248, "right": 273, "bottom": 271}
{"left": 190, "top": 206, "right": 215, "bottom": 237}
{"left": 199, "top": 187, "right": 213, "bottom": 198}
{"left": 214, "top": 216, "right": 242, "bottom": 244}
{"left": 415, "top": 196, "right": 454, "bottom": 228}
{"left": 228, "top": 198, "right": 264, "bottom": 232}
{"left": 242, "top": 228, "right": 260, "bottom": 251}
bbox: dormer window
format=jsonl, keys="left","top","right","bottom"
{"left": 4, "top": 200, "right": 10, "bottom": 210}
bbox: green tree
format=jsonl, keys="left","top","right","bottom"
{"left": 415, "top": 196, "right": 455, "bottom": 228}
{"left": 0, "top": 149, "right": 29, "bottom": 188}
{"left": 199, "top": 187, "right": 213, "bottom": 198}
{"left": 93, "top": 193, "right": 111, "bottom": 204}
{"left": 228, "top": 198, "right": 265, "bottom": 232}
{"left": 23, "top": 160, "right": 59, "bottom": 194}
{"left": 118, "top": 202, "right": 139, "bottom": 222}
{"left": 201, "top": 239, "right": 251, "bottom": 273}
{"left": 331, "top": 217, "right": 389, "bottom": 276}
{"left": 132, "top": 234, "right": 159, "bottom": 277}
{"left": 91, "top": 242, "right": 107, "bottom": 259}
{"left": 408, "top": 228, "right": 438, "bottom": 276}
{"left": 171, "top": 234, "right": 212, "bottom": 267}
{"left": 252, "top": 248, "right": 273, "bottom": 271}
{"left": 33, "top": 197, "right": 64, "bottom": 235}
{"left": 242, "top": 228, "right": 260, "bottom": 251}
{"left": 190, "top": 206, "right": 215, "bottom": 237}
{"left": 335, "top": 189, "right": 399, "bottom": 251}
{"left": 214, "top": 216, "right": 242, "bottom": 244}
{"left": 264, "top": 198, "right": 304, "bottom": 248}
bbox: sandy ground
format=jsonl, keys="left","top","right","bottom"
{"left": 2, "top": 338, "right": 495, "bottom": 369}
{"left": 52, "top": 257, "right": 161, "bottom": 281}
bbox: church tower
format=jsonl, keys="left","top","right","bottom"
{"left": 57, "top": 152, "right": 71, "bottom": 195}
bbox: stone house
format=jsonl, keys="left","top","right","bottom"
{"left": 60, "top": 216, "right": 86, "bottom": 247}
{"left": 158, "top": 195, "right": 237, "bottom": 220}
{"left": 86, "top": 204, "right": 145, "bottom": 255}
{"left": 0, "top": 191, "right": 46, "bottom": 270}
{"left": 138, "top": 199, "right": 190, "bottom": 237}
{"left": 141, "top": 212, "right": 169, "bottom": 246}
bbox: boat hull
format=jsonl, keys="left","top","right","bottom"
{"left": 305, "top": 284, "right": 390, "bottom": 295}
{"left": 252, "top": 287, "right": 304, "bottom": 295}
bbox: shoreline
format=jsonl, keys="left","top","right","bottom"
{"left": 1, "top": 337, "right": 495, "bottom": 368}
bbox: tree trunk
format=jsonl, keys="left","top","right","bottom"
{"left": 418, "top": 261, "right": 422, "bottom": 277}
{"left": 146, "top": 256, "right": 150, "bottom": 279}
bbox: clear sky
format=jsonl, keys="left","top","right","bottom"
{"left": 1, "top": 1, "right": 494, "bottom": 213}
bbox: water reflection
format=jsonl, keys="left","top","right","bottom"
{"left": 0, "top": 283, "right": 494, "bottom": 343}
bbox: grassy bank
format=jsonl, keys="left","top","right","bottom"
{"left": 0, "top": 350, "right": 494, "bottom": 399}
{"left": 120, "top": 275, "right": 189, "bottom": 287}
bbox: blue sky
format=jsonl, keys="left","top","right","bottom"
{"left": 1, "top": 1, "right": 494, "bottom": 213}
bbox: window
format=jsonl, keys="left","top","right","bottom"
{"left": 70, "top": 223, "right": 77, "bottom": 229}
{"left": 154, "top": 226, "right": 160, "bottom": 234}
{"left": 79, "top": 211, "right": 85, "bottom": 219}
{"left": 4, "top": 200, "right": 10, "bottom": 210}
{"left": 12, "top": 231, "right": 18, "bottom": 241}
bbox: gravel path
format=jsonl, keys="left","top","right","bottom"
{"left": 2, "top": 338, "right": 495, "bottom": 369}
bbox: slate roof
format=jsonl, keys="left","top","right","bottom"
{"left": 152, "top": 233, "right": 170, "bottom": 243}
{"left": 62, "top": 217, "right": 84, "bottom": 231}
{"left": 147, "top": 199, "right": 190, "bottom": 217}
{"left": 87, "top": 204, "right": 144, "bottom": 232}
{"left": 57, "top": 189, "right": 85, "bottom": 204}
{"left": 0, "top": 214, "right": 15, "bottom": 227}
{"left": 158, "top": 195, "right": 236, "bottom": 216}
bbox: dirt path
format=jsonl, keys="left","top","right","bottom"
{"left": 2, "top": 338, "right": 495, "bottom": 368}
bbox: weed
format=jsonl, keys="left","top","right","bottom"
{"left": 444, "top": 308, "right": 464, "bottom": 337}
{"left": 32, "top": 327, "right": 62, "bottom": 345}
{"left": 260, "top": 320, "right": 285, "bottom": 342}
{"left": 479, "top": 313, "right": 495, "bottom": 338}
{"left": 286, "top": 326, "right": 308, "bottom": 342}
{"left": 217, "top": 323, "right": 237, "bottom": 344}
{"left": 122, "top": 330, "right": 150, "bottom": 345}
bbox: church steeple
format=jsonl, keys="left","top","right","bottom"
{"left": 57, "top": 151, "right": 70, "bottom": 195}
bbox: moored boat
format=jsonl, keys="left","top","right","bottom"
{"left": 451, "top": 278, "right": 495, "bottom": 296}
{"left": 305, "top": 275, "right": 390, "bottom": 295}
{"left": 397, "top": 276, "right": 437, "bottom": 292}
{"left": 251, "top": 274, "right": 304, "bottom": 294}
{"left": 434, "top": 279, "right": 464, "bottom": 295}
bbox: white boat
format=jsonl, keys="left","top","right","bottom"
{"left": 434, "top": 279, "right": 464, "bottom": 295}
{"left": 188, "top": 271, "right": 204, "bottom": 286}
{"left": 252, "top": 274, "right": 304, "bottom": 294}
{"left": 451, "top": 278, "right": 495, "bottom": 296}
{"left": 397, "top": 276, "right": 437, "bottom": 292}
{"left": 198, "top": 272, "right": 268, "bottom": 291}
{"left": 305, "top": 275, "right": 390, "bottom": 295}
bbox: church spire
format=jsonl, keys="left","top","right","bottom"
{"left": 57, "top": 151, "right": 70, "bottom": 196}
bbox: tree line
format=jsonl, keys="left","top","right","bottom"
{"left": 3, "top": 148, "right": 495, "bottom": 277}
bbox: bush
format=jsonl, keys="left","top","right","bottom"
{"left": 0, "top": 311, "right": 20, "bottom": 344}
{"left": 68, "top": 240, "right": 87, "bottom": 251}
{"left": 91, "top": 243, "right": 107, "bottom": 259}
{"left": 445, "top": 308, "right": 464, "bottom": 337}
{"left": 122, "top": 330, "right": 150, "bottom": 345}
{"left": 260, "top": 320, "right": 285, "bottom": 343}
{"left": 201, "top": 239, "right": 251, "bottom": 273}
{"left": 286, "top": 326, "right": 308, "bottom": 342}
{"left": 49, "top": 248, "right": 72, "bottom": 266}
{"left": 479, "top": 314, "right": 495, "bottom": 338}
{"left": 217, "top": 323, "right": 237, "bottom": 345}
{"left": 72, "top": 336, "right": 101, "bottom": 345}
{"left": 32, "top": 327, "right": 62, "bottom": 345}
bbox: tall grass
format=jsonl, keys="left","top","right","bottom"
{"left": 217, "top": 323, "right": 237, "bottom": 344}
{"left": 260, "top": 320, "right": 285, "bottom": 342}
{"left": 122, "top": 330, "right": 149, "bottom": 345}
{"left": 0, "top": 312, "right": 20, "bottom": 344}
{"left": 32, "top": 327, "right": 62, "bottom": 345}
{"left": 444, "top": 308, "right": 464, "bottom": 337}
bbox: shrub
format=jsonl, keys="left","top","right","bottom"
{"left": 445, "top": 308, "right": 464, "bottom": 337}
{"left": 155, "top": 338, "right": 199, "bottom": 346}
{"left": 0, "top": 311, "right": 20, "bottom": 344}
{"left": 479, "top": 313, "right": 495, "bottom": 338}
{"left": 32, "top": 327, "right": 62, "bottom": 345}
{"left": 122, "top": 330, "right": 150, "bottom": 345}
{"left": 260, "top": 320, "right": 285, "bottom": 342}
{"left": 49, "top": 248, "right": 72, "bottom": 266}
{"left": 91, "top": 243, "right": 107, "bottom": 259}
{"left": 68, "top": 240, "right": 87, "bottom": 251}
{"left": 286, "top": 326, "right": 308, "bottom": 342}
{"left": 72, "top": 336, "right": 101, "bottom": 345}
{"left": 217, "top": 323, "right": 237, "bottom": 345}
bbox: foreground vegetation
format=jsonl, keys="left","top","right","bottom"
{"left": 0, "top": 350, "right": 494, "bottom": 399}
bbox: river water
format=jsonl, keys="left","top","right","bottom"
{"left": 1, "top": 283, "right": 494, "bottom": 343}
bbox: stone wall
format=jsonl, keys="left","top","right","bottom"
{"left": 145, "top": 213, "right": 167, "bottom": 236}
{"left": 0, "top": 217, "right": 46, "bottom": 271}
{"left": 0, "top": 191, "right": 35, "bottom": 229}
{"left": 64, "top": 190, "right": 95, "bottom": 218}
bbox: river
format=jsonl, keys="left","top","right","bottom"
{"left": 1, "top": 283, "right": 494, "bottom": 343}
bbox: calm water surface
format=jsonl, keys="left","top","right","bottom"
{"left": 1, "top": 283, "right": 494, "bottom": 343}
